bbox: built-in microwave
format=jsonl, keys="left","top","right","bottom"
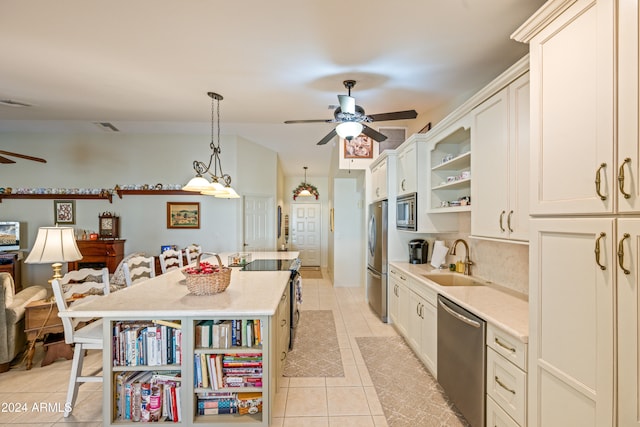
{"left": 396, "top": 193, "right": 417, "bottom": 231}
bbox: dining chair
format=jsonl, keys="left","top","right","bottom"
{"left": 51, "top": 278, "right": 104, "bottom": 418}
{"left": 185, "top": 244, "right": 202, "bottom": 264}
{"left": 122, "top": 255, "right": 156, "bottom": 286}
{"left": 58, "top": 267, "right": 111, "bottom": 299}
{"left": 159, "top": 248, "right": 184, "bottom": 274}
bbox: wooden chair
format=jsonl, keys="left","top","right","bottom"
{"left": 185, "top": 244, "right": 202, "bottom": 264}
{"left": 122, "top": 255, "right": 156, "bottom": 286}
{"left": 159, "top": 248, "right": 184, "bottom": 274}
{"left": 51, "top": 279, "right": 104, "bottom": 417}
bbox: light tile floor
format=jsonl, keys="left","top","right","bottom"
{"left": 0, "top": 274, "right": 405, "bottom": 426}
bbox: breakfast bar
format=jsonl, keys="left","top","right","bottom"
{"left": 59, "top": 251, "right": 298, "bottom": 426}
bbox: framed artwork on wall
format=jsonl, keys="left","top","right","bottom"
{"left": 166, "top": 202, "right": 200, "bottom": 229}
{"left": 53, "top": 200, "right": 75, "bottom": 224}
{"left": 343, "top": 134, "right": 374, "bottom": 159}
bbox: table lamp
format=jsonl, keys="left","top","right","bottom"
{"left": 25, "top": 226, "right": 83, "bottom": 283}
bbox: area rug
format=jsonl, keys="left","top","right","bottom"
{"left": 284, "top": 310, "right": 344, "bottom": 377}
{"left": 300, "top": 268, "right": 323, "bottom": 279}
{"left": 356, "top": 336, "right": 469, "bottom": 427}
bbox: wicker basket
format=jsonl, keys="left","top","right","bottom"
{"left": 182, "top": 253, "right": 232, "bottom": 295}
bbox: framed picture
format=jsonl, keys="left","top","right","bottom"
{"left": 166, "top": 202, "right": 200, "bottom": 229}
{"left": 343, "top": 134, "right": 374, "bottom": 159}
{"left": 53, "top": 200, "right": 75, "bottom": 224}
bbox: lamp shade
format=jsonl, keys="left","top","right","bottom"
{"left": 182, "top": 175, "right": 212, "bottom": 192}
{"left": 336, "top": 122, "right": 363, "bottom": 140}
{"left": 25, "top": 226, "right": 82, "bottom": 264}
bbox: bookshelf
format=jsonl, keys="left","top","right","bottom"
{"left": 104, "top": 315, "right": 271, "bottom": 426}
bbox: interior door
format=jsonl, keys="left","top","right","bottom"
{"left": 243, "top": 195, "right": 274, "bottom": 251}
{"left": 290, "top": 203, "right": 321, "bottom": 267}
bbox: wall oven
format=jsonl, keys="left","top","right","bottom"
{"left": 396, "top": 193, "right": 417, "bottom": 231}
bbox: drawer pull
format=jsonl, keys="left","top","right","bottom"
{"left": 281, "top": 319, "right": 287, "bottom": 327}
{"left": 595, "top": 162, "right": 607, "bottom": 200}
{"left": 281, "top": 351, "right": 287, "bottom": 361}
{"left": 495, "top": 376, "right": 516, "bottom": 395}
{"left": 494, "top": 337, "right": 516, "bottom": 353}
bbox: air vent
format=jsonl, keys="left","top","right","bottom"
{"left": 93, "top": 122, "right": 120, "bottom": 132}
{"left": 378, "top": 127, "right": 407, "bottom": 151}
{"left": 0, "top": 99, "right": 32, "bottom": 108}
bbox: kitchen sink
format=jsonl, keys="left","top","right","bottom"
{"left": 421, "top": 273, "right": 486, "bottom": 287}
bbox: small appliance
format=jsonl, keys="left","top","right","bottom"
{"left": 409, "top": 239, "right": 428, "bottom": 264}
{"left": 396, "top": 193, "right": 417, "bottom": 231}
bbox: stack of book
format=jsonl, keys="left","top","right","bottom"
{"left": 194, "top": 353, "right": 263, "bottom": 390}
{"left": 114, "top": 370, "right": 182, "bottom": 422}
{"left": 195, "top": 319, "right": 262, "bottom": 349}
{"left": 196, "top": 391, "right": 262, "bottom": 416}
{"left": 112, "top": 320, "right": 182, "bottom": 366}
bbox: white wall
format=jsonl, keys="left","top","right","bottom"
{"left": 0, "top": 132, "right": 279, "bottom": 285}
{"left": 331, "top": 176, "right": 365, "bottom": 287}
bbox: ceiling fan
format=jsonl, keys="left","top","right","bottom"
{"left": 0, "top": 150, "right": 47, "bottom": 164}
{"left": 284, "top": 80, "right": 418, "bottom": 145}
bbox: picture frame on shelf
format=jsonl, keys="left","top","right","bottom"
{"left": 53, "top": 200, "right": 75, "bottom": 224}
{"left": 166, "top": 202, "right": 200, "bottom": 229}
{"left": 343, "top": 134, "right": 374, "bottom": 159}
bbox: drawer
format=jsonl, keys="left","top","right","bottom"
{"left": 487, "top": 348, "right": 527, "bottom": 426}
{"left": 487, "top": 323, "right": 527, "bottom": 371}
{"left": 487, "top": 395, "right": 521, "bottom": 427}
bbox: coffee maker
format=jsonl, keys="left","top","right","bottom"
{"left": 409, "top": 239, "right": 428, "bottom": 264}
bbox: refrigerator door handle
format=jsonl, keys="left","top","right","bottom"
{"left": 367, "top": 267, "right": 382, "bottom": 280}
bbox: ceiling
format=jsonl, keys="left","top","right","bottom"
{"left": 0, "top": 0, "right": 544, "bottom": 178}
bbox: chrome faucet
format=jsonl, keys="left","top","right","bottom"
{"left": 450, "top": 239, "right": 473, "bottom": 276}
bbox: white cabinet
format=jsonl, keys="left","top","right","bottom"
{"left": 471, "top": 72, "right": 530, "bottom": 241}
{"left": 370, "top": 157, "right": 388, "bottom": 201}
{"left": 275, "top": 288, "right": 290, "bottom": 388}
{"left": 513, "top": 0, "right": 640, "bottom": 425}
{"left": 396, "top": 142, "right": 417, "bottom": 196}
{"left": 617, "top": 218, "right": 640, "bottom": 426}
{"left": 529, "top": 218, "right": 615, "bottom": 427}
{"left": 486, "top": 324, "right": 527, "bottom": 427}
{"left": 520, "top": 0, "right": 616, "bottom": 215}
{"left": 389, "top": 266, "right": 437, "bottom": 377}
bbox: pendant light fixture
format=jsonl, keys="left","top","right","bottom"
{"left": 293, "top": 166, "right": 319, "bottom": 200}
{"left": 183, "top": 92, "right": 239, "bottom": 198}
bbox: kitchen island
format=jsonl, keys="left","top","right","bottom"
{"left": 60, "top": 251, "right": 298, "bottom": 427}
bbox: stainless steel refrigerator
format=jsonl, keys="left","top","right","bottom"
{"left": 367, "top": 200, "right": 388, "bottom": 322}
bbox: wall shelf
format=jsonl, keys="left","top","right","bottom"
{"left": 0, "top": 193, "right": 113, "bottom": 203}
{"left": 115, "top": 189, "right": 195, "bottom": 198}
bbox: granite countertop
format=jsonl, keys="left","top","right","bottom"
{"left": 390, "top": 261, "right": 529, "bottom": 343}
{"left": 60, "top": 251, "right": 299, "bottom": 318}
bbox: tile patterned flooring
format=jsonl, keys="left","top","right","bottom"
{"left": 0, "top": 273, "right": 464, "bottom": 426}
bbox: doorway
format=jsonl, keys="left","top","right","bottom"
{"left": 290, "top": 202, "right": 321, "bottom": 267}
{"left": 243, "top": 195, "right": 274, "bottom": 251}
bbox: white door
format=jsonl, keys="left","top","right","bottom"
{"left": 290, "top": 203, "right": 321, "bottom": 267}
{"left": 243, "top": 196, "right": 274, "bottom": 251}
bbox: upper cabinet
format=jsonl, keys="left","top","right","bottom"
{"left": 396, "top": 142, "right": 417, "bottom": 196}
{"left": 471, "top": 72, "right": 530, "bottom": 241}
{"left": 369, "top": 152, "right": 392, "bottom": 202}
{"left": 515, "top": 0, "right": 617, "bottom": 215}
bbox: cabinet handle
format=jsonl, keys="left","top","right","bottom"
{"left": 595, "top": 232, "right": 606, "bottom": 271}
{"left": 494, "top": 337, "right": 516, "bottom": 353}
{"left": 401, "top": 179, "right": 406, "bottom": 192}
{"left": 416, "top": 303, "right": 421, "bottom": 317}
{"left": 495, "top": 376, "right": 516, "bottom": 395}
{"left": 281, "top": 351, "right": 287, "bottom": 361}
{"left": 618, "top": 157, "right": 632, "bottom": 199}
{"left": 595, "top": 163, "right": 607, "bottom": 200}
{"left": 281, "top": 319, "right": 287, "bottom": 327}
{"left": 618, "top": 233, "right": 631, "bottom": 275}
{"left": 376, "top": 188, "right": 380, "bottom": 197}
{"left": 419, "top": 303, "right": 424, "bottom": 319}
{"left": 499, "top": 211, "right": 506, "bottom": 232}
{"left": 400, "top": 275, "right": 406, "bottom": 281}
{"left": 281, "top": 294, "right": 287, "bottom": 301}
{"left": 507, "top": 210, "right": 514, "bottom": 233}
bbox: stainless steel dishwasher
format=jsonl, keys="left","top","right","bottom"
{"left": 437, "top": 295, "right": 486, "bottom": 427}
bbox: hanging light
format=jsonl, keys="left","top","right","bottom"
{"left": 293, "top": 166, "right": 319, "bottom": 200}
{"left": 183, "top": 92, "right": 240, "bottom": 198}
{"left": 336, "top": 121, "right": 363, "bottom": 140}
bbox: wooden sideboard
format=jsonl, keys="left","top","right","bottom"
{"left": 0, "top": 252, "right": 22, "bottom": 292}
{"left": 68, "top": 239, "right": 125, "bottom": 273}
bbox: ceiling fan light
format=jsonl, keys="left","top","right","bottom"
{"left": 336, "top": 122, "right": 363, "bottom": 140}
{"left": 182, "top": 175, "right": 212, "bottom": 192}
